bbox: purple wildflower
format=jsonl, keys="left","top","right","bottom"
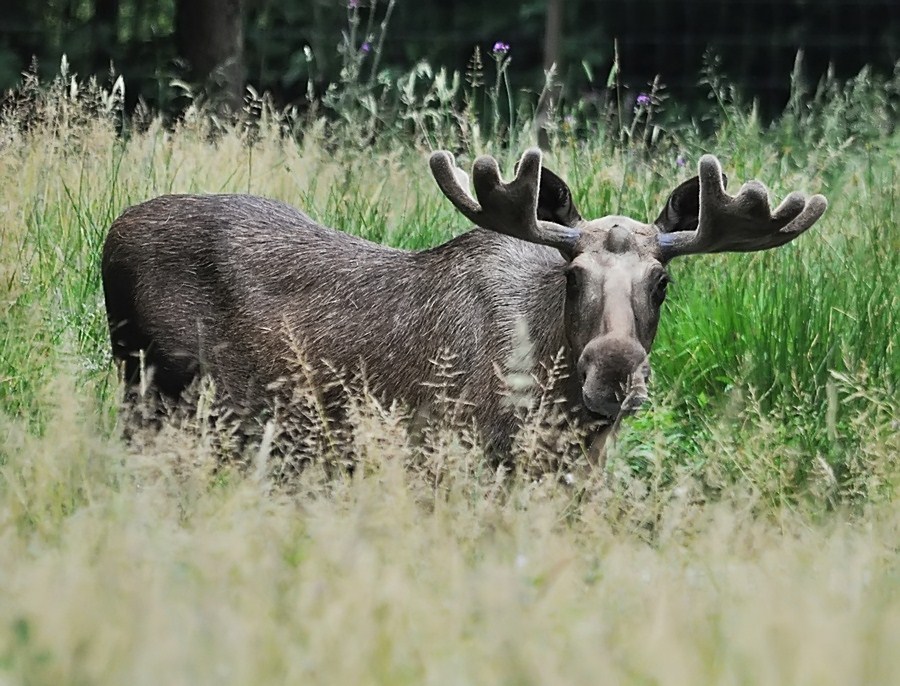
{"left": 360, "top": 42, "right": 371, "bottom": 54}
{"left": 676, "top": 154, "right": 686, "bottom": 168}
{"left": 492, "top": 41, "right": 510, "bottom": 56}
{"left": 636, "top": 93, "right": 651, "bottom": 107}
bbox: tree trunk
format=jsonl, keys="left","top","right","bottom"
{"left": 543, "top": 0, "right": 562, "bottom": 74}
{"left": 175, "top": 0, "right": 245, "bottom": 112}
{"left": 93, "top": 0, "right": 119, "bottom": 75}
{"left": 537, "top": 0, "right": 564, "bottom": 149}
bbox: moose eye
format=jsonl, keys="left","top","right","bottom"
{"left": 651, "top": 272, "right": 671, "bottom": 305}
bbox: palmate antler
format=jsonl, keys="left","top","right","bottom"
{"left": 429, "top": 149, "right": 582, "bottom": 255}
{"left": 656, "top": 155, "right": 828, "bottom": 260}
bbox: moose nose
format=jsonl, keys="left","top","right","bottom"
{"left": 578, "top": 336, "right": 650, "bottom": 419}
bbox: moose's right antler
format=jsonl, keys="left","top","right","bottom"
{"left": 656, "top": 155, "right": 828, "bottom": 260}
{"left": 429, "top": 148, "right": 582, "bottom": 255}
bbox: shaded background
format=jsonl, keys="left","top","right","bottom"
{"left": 0, "top": 0, "right": 897, "bottom": 115}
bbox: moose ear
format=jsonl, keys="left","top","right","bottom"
{"left": 536, "top": 167, "right": 583, "bottom": 227}
{"left": 655, "top": 172, "right": 728, "bottom": 233}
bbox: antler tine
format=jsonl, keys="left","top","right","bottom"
{"left": 429, "top": 148, "right": 581, "bottom": 255}
{"left": 429, "top": 151, "right": 482, "bottom": 224}
{"left": 657, "top": 154, "right": 828, "bottom": 260}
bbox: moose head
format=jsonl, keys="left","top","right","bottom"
{"left": 430, "top": 149, "right": 827, "bottom": 423}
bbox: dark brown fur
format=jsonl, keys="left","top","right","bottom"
{"left": 102, "top": 194, "right": 575, "bottom": 452}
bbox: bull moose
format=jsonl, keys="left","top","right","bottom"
{"left": 101, "top": 149, "right": 827, "bottom": 459}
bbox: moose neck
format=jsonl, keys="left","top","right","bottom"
{"left": 420, "top": 227, "right": 573, "bottom": 381}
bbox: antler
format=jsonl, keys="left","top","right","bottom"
{"left": 656, "top": 155, "right": 828, "bottom": 260}
{"left": 429, "top": 148, "right": 581, "bottom": 255}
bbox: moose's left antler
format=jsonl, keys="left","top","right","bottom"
{"left": 656, "top": 155, "right": 828, "bottom": 260}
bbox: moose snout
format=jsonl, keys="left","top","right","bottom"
{"left": 578, "top": 337, "right": 650, "bottom": 420}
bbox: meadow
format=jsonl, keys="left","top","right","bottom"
{"left": 0, "top": 58, "right": 897, "bottom": 684}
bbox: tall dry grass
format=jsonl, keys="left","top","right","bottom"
{"left": 0, "top": 379, "right": 898, "bottom": 684}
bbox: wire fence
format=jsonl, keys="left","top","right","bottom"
{"left": 590, "top": 0, "right": 898, "bottom": 103}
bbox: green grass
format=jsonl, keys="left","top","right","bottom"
{"left": 0, "top": 63, "right": 898, "bottom": 683}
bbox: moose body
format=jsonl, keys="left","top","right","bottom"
{"left": 102, "top": 150, "right": 827, "bottom": 457}
{"left": 103, "top": 194, "right": 574, "bottom": 450}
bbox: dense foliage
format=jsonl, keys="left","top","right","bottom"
{"left": 2, "top": 0, "right": 898, "bottom": 116}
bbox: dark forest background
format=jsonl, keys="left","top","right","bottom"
{"left": 0, "top": 0, "right": 897, "bottom": 116}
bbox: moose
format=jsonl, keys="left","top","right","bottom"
{"left": 101, "top": 149, "right": 827, "bottom": 459}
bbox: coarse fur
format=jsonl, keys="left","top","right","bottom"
{"left": 103, "top": 195, "right": 573, "bottom": 453}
